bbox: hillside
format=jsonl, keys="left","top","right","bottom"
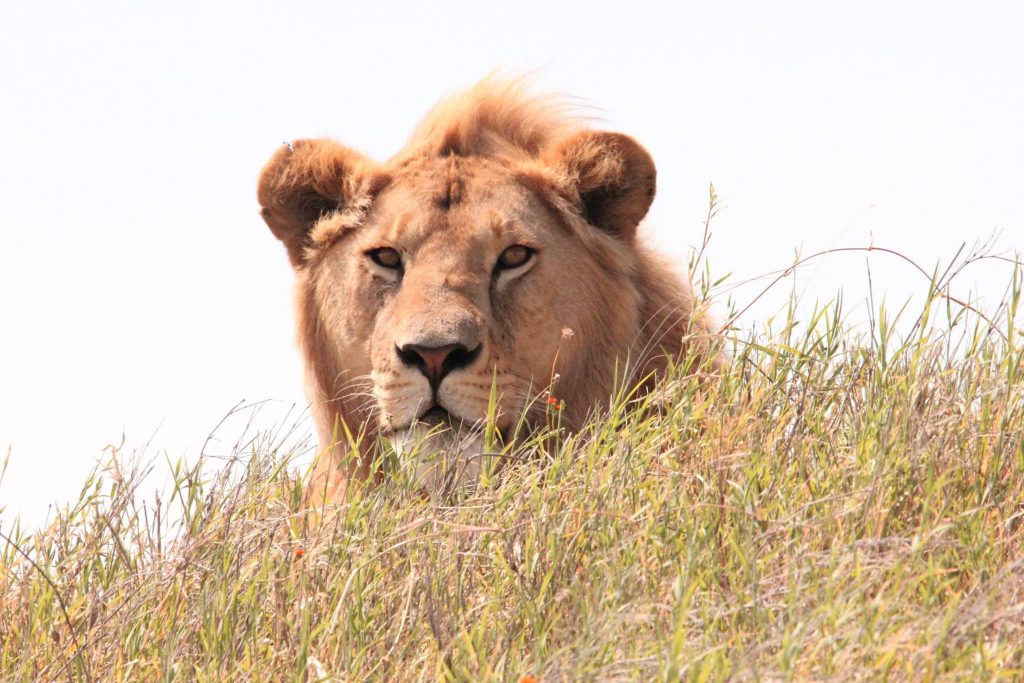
{"left": 2, "top": 266, "right": 1023, "bottom": 681}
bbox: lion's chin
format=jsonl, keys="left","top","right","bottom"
{"left": 387, "top": 415, "right": 489, "bottom": 494}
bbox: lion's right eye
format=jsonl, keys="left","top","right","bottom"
{"left": 367, "top": 247, "right": 402, "bottom": 270}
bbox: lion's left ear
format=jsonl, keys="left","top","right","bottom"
{"left": 544, "top": 131, "right": 656, "bottom": 242}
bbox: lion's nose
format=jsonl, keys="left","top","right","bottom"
{"left": 396, "top": 342, "right": 482, "bottom": 390}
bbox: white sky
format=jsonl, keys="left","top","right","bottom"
{"left": 1, "top": 1, "right": 1021, "bottom": 529}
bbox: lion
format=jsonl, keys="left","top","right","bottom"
{"left": 257, "top": 76, "right": 717, "bottom": 503}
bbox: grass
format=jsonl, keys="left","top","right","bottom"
{"left": 2, "top": 243, "right": 1023, "bottom": 681}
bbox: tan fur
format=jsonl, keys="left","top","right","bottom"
{"left": 257, "top": 76, "right": 717, "bottom": 504}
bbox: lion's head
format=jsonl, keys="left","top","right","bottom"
{"left": 257, "top": 77, "right": 713, "bottom": 501}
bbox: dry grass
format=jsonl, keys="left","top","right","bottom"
{"left": 2, "top": 237, "right": 1023, "bottom": 681}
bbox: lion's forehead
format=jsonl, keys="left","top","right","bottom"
{"left": 372, "top": 156, "right": 544, "bottom": 239}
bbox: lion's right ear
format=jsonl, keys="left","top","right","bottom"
{"left": 257, "top": 139, "right": 375, "bottom": 267}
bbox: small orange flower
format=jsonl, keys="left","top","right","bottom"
{"left": 519, "top": 676, "right": 539, "bottom": 683}
{"left": 547, "top": 395, "right": 559, "bottom": 406}
{"left": 294, "top": 548, "right": 305, "bottom": 560}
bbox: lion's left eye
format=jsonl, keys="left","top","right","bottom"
{"left": 367, "top": 247, "right": 402, "bottom": 270}
{"left": 495, "top": 245, "right": 533, "bottom": 271}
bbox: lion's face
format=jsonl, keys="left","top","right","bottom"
{"left": 307, "top": 156, "right": 631, "bottom": 482}
{"left": 256, "top": 77, "right": 699, "bottom": 498}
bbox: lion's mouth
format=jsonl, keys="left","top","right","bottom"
{"left": 379, "top": 403, "right": 517, "bottom": 491}
{"left": 381, "top": 404, "right": 512, "bottom": 442}
{"left": 380, "top": 405, "right": 460, "bottom": 436}
{"left": 417, "top": 405, "right": 454, "bottom": 427}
